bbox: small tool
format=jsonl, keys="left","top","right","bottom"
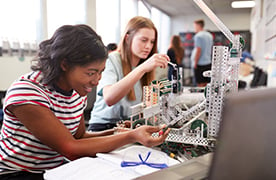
{"left": 158, "top": 125, "right": 172, "bottom": 136}
{"left": 159, "top": 116, "right": 181, "bottom": 136}
{"left": 167, "top": 61, "right": 177, "bottom": 68}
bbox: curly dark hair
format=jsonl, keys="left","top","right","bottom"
{"left": 31, "top": 24, "right": 108, "bottom": 85}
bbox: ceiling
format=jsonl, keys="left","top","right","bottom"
{"left": 144, "top": 0, "right": 252, "bottom": 16}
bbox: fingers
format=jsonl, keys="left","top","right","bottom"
{"left": 153, "top": 54, "right": 171, "bottom": 69}
{"left": 163, "top": 127, "right": 171, "bottom": 137}
{"left": 141, "top": 53, "right": 171, "bottom": 72}
{"left": 123, "top": 120, "right": 131, "bottom": 128}
{"left": 140, "top": 125, "right": 170, "bottom": 136}
{"left": 138, "top": 125, "right": 170, "bottom": 147}
{"left": 148, "top": 131, "right": 169, "bottom": 147}
{"left": 158, "top": 125, "right": 170, "bottom": 136}
{"left": 143, "top": 125, "right": 160, "bottom": 133}
{"left": 156, "top": 54, "right": 170, "bottom": 61}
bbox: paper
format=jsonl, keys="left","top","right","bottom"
{"left": 44, "top": 145, "right": 180, "bottom": 180}
{"left": 97, "top": 145, "right": 179, "bottom": 175}
{"left": 44, "top": 157, "right": 139, "bottom": 180}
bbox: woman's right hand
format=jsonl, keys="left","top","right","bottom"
{"left": 140, "top": 54, "right": 170, "bottom": 73}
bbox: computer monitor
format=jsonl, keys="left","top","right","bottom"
{"left": 209, "top": 87, "right": 276, "bottom": 180}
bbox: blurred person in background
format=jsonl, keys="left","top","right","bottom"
{"left": 167, "top": 35, "right": 184, "bottom": 80}
{"left": 191, "top": 19, "right": 213, "bottom": 87}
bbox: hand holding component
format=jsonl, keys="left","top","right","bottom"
{"left": 167, "top": 61, "right": 177, "bottom": 68}
{"left": 140, "top": 54, "right": 170, "bottom": 72}
{"left": 132, "top": 125, "right": 170, "bottom": 147}
{"left": 159, "top": 125, "right": 171, "bottom": 136}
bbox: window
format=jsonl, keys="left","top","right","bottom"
{"left": 138, "top": 0, "right": 150, "bottom": 18}
{"left": 151, "top": 7, "right": 171, "bottom": 53}
{"left": 120, "top": 0, "right": 138, "bottom": 34}
{"left": 95, "top": 0, "right": 171, "bottom": 52}
{"left": 96, "top": 0, "right": 120, "bottom": 45}
{"left": 0, "top": 0, "right": 40, "bottom": 44}
{"left": 47, "top": 0, "right": 86, "bottom": 37}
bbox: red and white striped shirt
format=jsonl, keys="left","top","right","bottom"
{"left": 0, "top": 71, "right": 87, "bottom": 173}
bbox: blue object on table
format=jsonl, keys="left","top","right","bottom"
{"left": 121, "top": 151, "right": 168, "bottom": 169}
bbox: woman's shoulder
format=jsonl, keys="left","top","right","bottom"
{"left": 5, "top": 71, "right": 51, "bottom": 106}
{"left": 108, "top": 51, "right": 121, "bottom": 61}
{"left": 107, "top": 51, "right": 123, "bottom": 68}
{"left": 10, "top": 71, "right": 45, "bottom": 90}
{"left": 9, "top": 71, "right": 55, "bottom": 97}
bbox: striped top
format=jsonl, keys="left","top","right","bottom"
{"left": 0, "top": 71, "right": 87, "bottom": 174}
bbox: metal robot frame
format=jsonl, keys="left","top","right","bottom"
{"left": 127, "top": 0, "right": 244, "bottom": 146}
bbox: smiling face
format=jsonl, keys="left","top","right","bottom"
{"left": 57, "top": 60, "right": 106, "bottom": 96}
{"left": 131, "top": 28, "right": 155, "bottom": 65}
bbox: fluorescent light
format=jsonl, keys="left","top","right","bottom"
{"left": 231, "top": 1, "right": 255, "bottom": 8}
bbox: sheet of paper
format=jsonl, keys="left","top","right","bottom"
{"left": 44, "top": 145, "right": 180, "bottom": 180}
{"left": 44, "top": 157, "right": 140, "bottom": 180}
{"left": 97, "top": 145, "right": 180, "bottom": 175}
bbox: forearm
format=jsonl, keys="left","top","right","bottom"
{"left": 9, "top": 105, "right": 168, "bottom": 163}
{"left": 67, "top": 125, "right": 168, "bottom": 160}
{"left": 103, "top": 66, "right": 145, "bottom": 106}
{"left": 67, "top": 131, "right": 136, "bottom": 160}
{"left": 81, "top": 129, "right": 116, "bottom": 138}
{"left": 103, "top": 54, "right": 170, "bottom": 105}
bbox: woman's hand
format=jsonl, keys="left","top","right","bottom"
{"left": 131, "top": 125, "right": 170, "bottom": 147}
{"left": 139, "top": 54, "right": 170, "bottom": 73}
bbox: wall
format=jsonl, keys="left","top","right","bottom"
{"left": 0, "top": 0, "right": 97, "bottom": 91}
{"left": 251, "top": 0, "right": 276, "bottom": 87}
{"left": 0, "top": 56, "right": 33, "bottom": 91}
{"left": 171, "top": 12, "right": 251, "bottom": 35}
{"left": 86, "top": 0, "right": 97, "bottom": 30}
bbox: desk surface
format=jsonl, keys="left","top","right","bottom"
{"left": 44, "top": 144, "right": 180, "bottom": 180}
{"left": 136, "top": 153, "right": 213, "bottom": 180}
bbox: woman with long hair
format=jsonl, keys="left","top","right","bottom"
{"left": 0, "top": 24, "right": 169, "bottom": 179}
{"left": 88, "top": 16, "right": 170, "bottom": 131}
{"left": 167, "top": 35, "right": 184, "bottom": 80}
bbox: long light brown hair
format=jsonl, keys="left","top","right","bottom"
{"left": 118, "top": 16, "right": 157, "bottom": 101}
{"left": 169, "top": 35, "right": 184, "bottom": 65}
